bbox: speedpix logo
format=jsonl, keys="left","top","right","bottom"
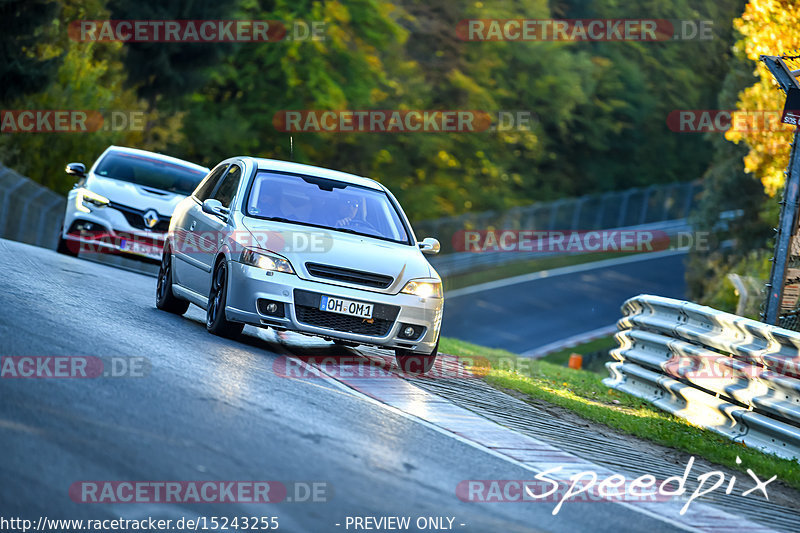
{"left": 458, "top": 456, "right": 776, "bottom": 516}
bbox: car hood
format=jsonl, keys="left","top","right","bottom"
{"left": 86, "top": 174, "right": 188, "bottom": 216}
{"left": 241, "top": 218, "right": 434, "bottom": 292}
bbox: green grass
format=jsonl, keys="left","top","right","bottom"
{"left": 539, "top": 334, "right": 616, "bottom": 368}
{"left": 439, "top": 337, "right": 800, "bottom": 490}
{"left": 443, "top": 250, "right": 638, "bottom": 292}
{"left": 441, "top": 233, "right": 689, "bottom": 292}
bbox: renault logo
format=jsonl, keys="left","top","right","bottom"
{"left": 143, "top": 209, "right": 159, "bottom": 229}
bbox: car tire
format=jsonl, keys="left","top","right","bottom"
{"left": 395, "top": 337, "right": 439, "bottom": 374}
{"left": 56, "top": 228, "right": 79, "bottom": 257}
{"left": 156, "top": 245, "right": 190, "bottom": 315}
{"left": 206, "top": 260, "right": 244, "bottom": 338}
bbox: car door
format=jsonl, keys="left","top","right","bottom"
{"left": 191, "top": 163, "right": 244, "bottom": 297}
{"left": 172, "top": 163, "right": 228, "bottom": 291}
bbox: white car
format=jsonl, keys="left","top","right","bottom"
{"left": 156, "top": 157, "right": 444, "bottom": 373}
{"left": 58, "top": 146, "right": 209, "bottom": 261}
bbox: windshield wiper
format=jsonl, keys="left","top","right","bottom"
{"left": 333, "top": 227, "right": 370, "bottom": 237}
{"left": 332, "top": 227, "right": 401, "bottom": 242}
{"left": 253, "top": 215, "right": 406, "bottom": 244}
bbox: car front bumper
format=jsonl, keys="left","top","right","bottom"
{"left": 62, "top": 204, "right": 165, "bottom": 261}
{"left": 224, "top": 261, "right": 443, "bottom": 354}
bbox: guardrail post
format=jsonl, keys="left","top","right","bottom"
{"left": 638, "top": 186, "right": 653, "bottom": 225}
{"left": 570, "top": 198, "right": 584, "bottom": 230}
{"left": 661, "top": 183, "right": 678, "bottom": 221}
{"left": 17, "top": 187, "right": 47, "bottom": 243}
{"left": 594, "top": 193, "right": 610, "bottom": 229}
{"left": 0, "top": 173, "right": 27, "bottom": 238}
{"left": 37, "top": 196, "right": 65, "bottom": 249}
{"left": 681, "top": 183, "right": 694, "bottom": 218}
{"left": 616, "top": 190, "right": 632, "bottom": 227}
{"left": 548, "top": 200, "right": 563, "bottom": 230}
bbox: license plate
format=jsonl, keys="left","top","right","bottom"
{"left": 319, "top": 295, "right": 373, "bottom": 319}
{"left": 120, "top": 239, "right": 160, "bottom": 258}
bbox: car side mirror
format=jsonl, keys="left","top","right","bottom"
{"left": 418, "top": 237, "right": 441, "bottom": 255}
{"left": 66, "top": 163, "right": 86, "bottom": 177}
{"left": 202, "top": 198, "right": 230, "bottom": 219}
{"left": 64, "top": 163, "right": 86, "bottom": 178}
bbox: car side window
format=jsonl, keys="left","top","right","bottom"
{"left": 212, "top": 164, "right": 242, "bottom": 209}
{"left": 193, "top": 164, "right": 228, "bottom": 202}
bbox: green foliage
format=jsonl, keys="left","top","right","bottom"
{"left": 105, "top": 0, "right": 239, "bottom": 113}
{"left": 686, "top": 1, "right": 794, "bottom": 314}
{"left": 0, "top": 0, "right": 149, "bottom": 191}
{"left": 2, "top": 0, "right": 747, "bottom": 225}
{"left": 550, "top": 0, "right": 748, "bottom": 192}
{"left": 0, "top": 0, "right": 62, "bottom": 103}
{"left": 688, "top": 250, "right": 771, "bottom": 318}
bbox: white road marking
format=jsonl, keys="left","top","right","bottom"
{"left": 445, "top": 248, "right": 688, "bottom": 299}
{"left": 279, "top": 351, "right": 771, "bottom": 533}
{"left": 520, "top": 324, "right": 619, "bottom": 359}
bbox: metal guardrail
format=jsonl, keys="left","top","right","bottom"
{"left": 604, "top": 294, "right": 800, "bottom": 461}
{"left": 431, "top": 218, "right": 692, "bottom": 276}
{"left": 3, "top": 163, "right": 700, "bottom": 279}
{"left": 0, "top": 163, "right": 66, "bottom": 250}
{"left": 415, "top": 181, "right": 703, "bottom": 276}
{"left": 0, "top": 163, "right": 158, "bottom": 276}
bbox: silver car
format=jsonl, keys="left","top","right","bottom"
{"left": 156, "top": 157, "right": 444, "bottom": 373}
{"left": 58, "top": 146, "right": 209, "bottom": 261}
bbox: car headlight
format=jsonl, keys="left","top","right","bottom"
{"left": 401, "top": 279, "right": 443, "bottom": 298}
{"left": 76, "top": 188, "right": 109, "bottom": 213}
{"left": 240, "top": 248, "right": 295, "bottom": 274}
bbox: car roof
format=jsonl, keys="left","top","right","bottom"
{"left": 244, "top": 157, "right": 384, "bottom": 191}
{"left": 105, "top": 145, "right": 209, "bottom": 173}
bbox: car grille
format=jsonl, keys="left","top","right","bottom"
{"left": 305, "top": 262, "right": 394, "bottom": 289}
{"left": 109, "top": 201, "right": 170, "bottom": 232}
{"left": 295, "top": 305, "right": 394, "bottom": 337}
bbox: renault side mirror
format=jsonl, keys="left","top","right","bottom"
{"left": 66, "top": 163, "right": 86, "bottom": 177}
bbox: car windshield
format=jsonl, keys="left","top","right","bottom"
{"left": 246, "top": 171, "right": 410, "bottom": 244}
{"left": 94, "top": 152, "right": 206, "bottom": 196}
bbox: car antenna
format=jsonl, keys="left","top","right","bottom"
{"left": 290, "top": 135, "right": 294, "bottom": 161}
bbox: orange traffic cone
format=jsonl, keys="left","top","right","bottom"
{"left": 568, "top": 353, "right": 583, "bottom": 370}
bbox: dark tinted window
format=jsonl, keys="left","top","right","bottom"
{"left": 95, "top": 152, "right": 205, "bottom": 196}
{"left": 246, "top": 171, "right": 410, "bottom": 243}
{"left": 193, "top": 164, "right": 228, "bottom": 201}
{"left": 212, "top": 165, "right": 242, "bottom": 208}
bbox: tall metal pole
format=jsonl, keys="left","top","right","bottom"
{"left": 761, "top": 55, "right": 800, "bottom": 324}
{"left": 764, "top": 135, "right": 800, "bottom": 324}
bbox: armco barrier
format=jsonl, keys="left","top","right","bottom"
{"left": 415, "top": 181, "right": 704, "bottom": 277}
{"left": 0, "top": 163, "right": 65, "bottom": 249}
{"left": 431, "top": 218, "right": 692, "bottom": 277}
{"left": 0, "top": 163, "right": 157, "bottom": 275}
{"left": 604, "top": 294, "right": 800, "bottom": 461}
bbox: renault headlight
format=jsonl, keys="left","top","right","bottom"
{"left": 401, "top": 279, "right": 443, "bottom": 298}
{"left": 76, "top": 188, "right": 109, "bottom": 213}
{"left": 240, "top": 248, "right": 295, "bottom": 274}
